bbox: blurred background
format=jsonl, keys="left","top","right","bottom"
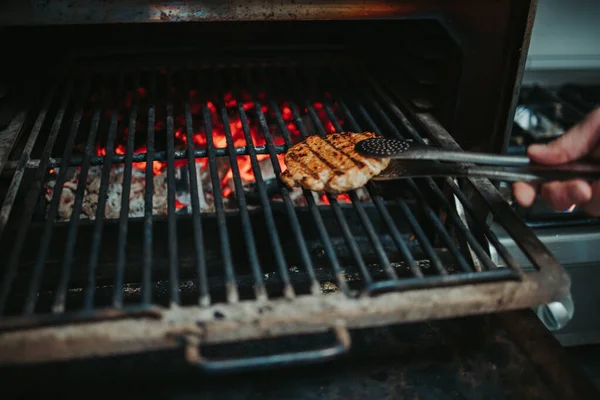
{"left": 511, "top": 0, "right": 600, "bottom": 389}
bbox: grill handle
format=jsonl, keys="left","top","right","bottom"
{"left": 183, "top": 325, "right": 351, "bottom": 374}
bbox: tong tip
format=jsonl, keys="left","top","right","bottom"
{"left": 355, "top": 138, "right": 413, "bottom": 158}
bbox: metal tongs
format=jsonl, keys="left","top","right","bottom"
{"left": 355, "top": 138, "right": 600, "bottom": 183}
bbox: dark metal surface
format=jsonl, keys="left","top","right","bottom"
{"left": 0, "top": 112, "right": 28, "bottom": 174}
{"left": 1, "top": 311, "right": 598, "bottom": 399}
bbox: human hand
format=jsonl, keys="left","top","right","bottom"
{"left": 513, "top": 108, "right": 600, "bottom": 216}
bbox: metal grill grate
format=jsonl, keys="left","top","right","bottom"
{"left": 0, "top": 59, "right": 569, "bottom": 367}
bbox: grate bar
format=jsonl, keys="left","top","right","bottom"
{"left": 215, "top": 69, "right": 266, "bottom": 302}
{"left": 0, "top": 110, "right": 29, "bottom": 176}
{"left": 446, "top": 178, "right": 523, "bottom": 273}
{"left": 233, "top": 68, "right": 294, "bottom": 299}
{"left": 321, "top": 99, "right": 399, "bottom": 281}
{"left": 415, "top": 111, "right": 550, "bottom": 274}
{"left": 348, "top": 77, "right": 474, "bottom": 273}
{"left": 364, "top": 267, "right": 518, "bottom": 295}
{"left": 332, "top": 94, "right": 424, "bottom": 279}
{"left": 198, "top": 72, "right": 238, "bottom": 304}
{"left": 83, "top": 74, "right": 125, "bottom": 310}
{"left": 51, "top": 78, "right": 103, "bottom": 313}
{"left": 26, "top": 77, "right": 89, "bottom": 312}
{"left": 339, "top": 69, "right": 521, "bottom": 289}
{"left": 366, "top": 73, "right": 521, "bottom": 275}
{"left": 302, "top": 101, "right": 373, "bottom": 286}
{"left": 165, "top": 71, "right": 181, "bottom": 306}
{"left": 422, "top": 178, "right": 499, "bottom": 271}
{"left": 0, "top": 85, "right": 57, "bottom": 241}
{"left": 289, "top": 65, "right": 373, "bottom": 286}
{"left": 183, "top": 72, "right": 209, "bottom": 306}
{"left": 374, "top": 80, "right": 525, "bottom": 274}
{"left": 284, "top": 96, "right": 351, "bottom": 295}
{"left": 410, "top": 181, "right": 474, "bottom": 272}
{"left": 255, "top": 68, "right": 320, "bottom": 295}
{"left": 344, "top": 96, "right": 448, "bottom": 276}
{"left": 142, "top": 73, "right": 157, "bottom": 305}
{"left": 0, "top": 79, "right": 75, "bottom": 315}
{"left": 7, "top": 145, "right": 288, "bottom": 171}
{"left": 25, "top": 77, "right": 89, "bottom": 314}
{"left": 23, "top": 79, "right": 90, "bottom": 315}
{"left": 114, "top": 74, "right": 141, "bottom": 308}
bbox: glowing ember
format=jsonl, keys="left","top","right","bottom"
{"left": 175, "top": 199, "right": 187, "bottom": 211}
{"left": 319, "top": 193, "right": 352, "bottom": 205}
{"left": 95, "top": 89, "right": 344, "bottom": 198}
{"left": 47, "top": 87, "right": 354, "bottom": 221}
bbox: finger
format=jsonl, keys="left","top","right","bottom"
{"left": 528, "top": 108, "right": 600, "bottom": 164}
{"left": 539, "top": 180, "right": 593, "bottom": 211}
{"left": 512, "top": 182, "right": 537, "bottom": 207}
{"left": 581, "top": 181, "right": 600, "bottom": 217}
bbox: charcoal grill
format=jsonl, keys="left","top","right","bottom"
{"left": 0, "top": 0, "right": 571, "bottom": 372}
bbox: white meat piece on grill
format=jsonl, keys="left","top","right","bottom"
{"left": 280, "top": 132, "right": 390, "bottom": 193}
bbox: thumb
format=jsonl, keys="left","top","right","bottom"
{"left": 528, "top": 108, "right": 600, "bottom": 165}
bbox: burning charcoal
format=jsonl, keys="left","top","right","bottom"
{"left": 63, "top": 180, "right": 78, "bottom": 192}
{"left": 130, "top": 181, "right": 144, "bottom": 196}
{"left": 87, "top": 173, "right": 101, "bottom": 193}
{"left": 129, "top": 197, "right": 145, "bottom": 217}
{"left": 58, "top": 187, "right": 75, "bottom": 220}
{"left": 43, "top": 102, "right": 367, "bottom": 222}
{"left": 110, "top": 169, "right": 124, "bottom": 185}
{"left": 105, "top": 192, "right": 121, "bottom": 219}
{"left": 257, "top": 156, "right": 276, "bottom": 180}
{"left": 82, "top": 193, "right": 98, "bottom": 217}
{"left": 153, "top": 194, "right": 168, "bottom": 216}
{"left": 153, "top": 173, "right": 168, "bottom": 215}
{"left": 289, "top": 187, "right": 307, "bottom": 207}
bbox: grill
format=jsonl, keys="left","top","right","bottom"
{"left": 0, "top": 1, "right": 570, "bottom": 372}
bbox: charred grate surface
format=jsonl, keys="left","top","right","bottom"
{"left": 0, "top": 60, "right": 529, "bottom": 322}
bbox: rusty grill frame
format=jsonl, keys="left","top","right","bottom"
{"left": 0, "top": 59, "right": 570, "bottom": 370}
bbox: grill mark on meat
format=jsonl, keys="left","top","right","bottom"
{"left": 329, "top": 133, "right": 382, "bottom": 174}
{"left": 281, "top": 156, "right": 324, "bottom": 191}
{"left": 309, "top": 132, "right": 376, "bottom": 192}
{"left": 280, "top": 132, "right": 390, "bottom": 193}
{"left": 325, "top": 133, "right": 369, "bottom": 168}
{"left": 286, "top": 152, "right": 319, "bottom": 180}
{"left": 304, "top": 136, "right": 350, "bottom": 174}
{"left": 288, "top": 140, "right": 334, "bottom": 181}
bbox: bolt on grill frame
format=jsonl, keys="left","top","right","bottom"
{"left": 0, "top": 61, "right": 569, "bottom": 369}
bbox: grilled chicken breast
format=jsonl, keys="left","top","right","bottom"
{"left": 280, "top": 132, "right": 390, "bottom": 193}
